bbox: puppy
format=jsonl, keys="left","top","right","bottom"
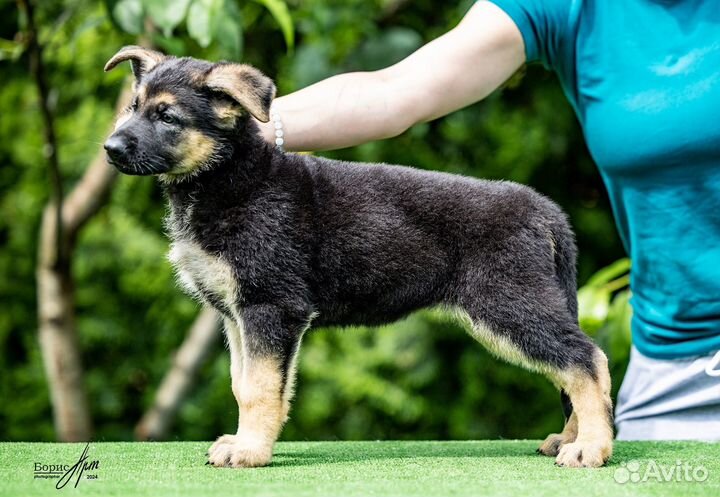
{"left": 104, "top": 46, "right": 613, "bottom": 468}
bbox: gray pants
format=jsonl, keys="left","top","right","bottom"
{"left": 615, "top": 346, "right": 720, "bottom": 441}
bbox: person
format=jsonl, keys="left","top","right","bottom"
{"left": 257, "top": 0, "right": 720, "bottom": 441}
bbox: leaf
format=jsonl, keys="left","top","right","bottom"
{"left": 144, "top": 0, "right": 192, "bottom": 37}
{"left": 0, "top": 38, "right": 23, "bottom": 61}
{"left": 584, "top": 258, "right": 631, "bottom": 287}
{"left": 112, "top": 0, "right": 144, "bottom": 35}
{"left": 214, "top": 6, "right": 243, "bottom": 59}
{"left": 187, "top": 0, "right": 242, "bottom": 58}
{"left": 252, "top": 0, "right": 294, "bottom": 51}
{"left": 187, "top": 0, "right": 217, "bottom": 48}
{"left": 596, "top": 289, "right": 633, "bottom": 365}
{"left": 607, "top": 290, "right": 633, "bottom": 341}
{"left": 578, "top": 285, "right": 611, "bottom": 335}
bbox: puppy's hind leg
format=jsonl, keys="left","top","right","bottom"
{"left": 456, "top": 286, "right": 613, "bottom": 467}
{"left": 552, "top": 347, "right": 613, "bottom": 468}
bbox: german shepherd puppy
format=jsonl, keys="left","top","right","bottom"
{"left": 104, "top": 46, "right": 613, "bottom": 468}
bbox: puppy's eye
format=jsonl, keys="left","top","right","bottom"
{"left": 159, "top": 112, "right": 176, "bottom": 124}
{"left": 131, "top": 98, "right": 139, "bottom": 112}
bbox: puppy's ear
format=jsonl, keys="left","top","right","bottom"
{"left": 204, "top": 63, "right": 276, "bottom": 123}
{"left": 104, "top": 46, "right": 165, "bottom": 81}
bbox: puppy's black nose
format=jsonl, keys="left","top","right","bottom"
{"left": 104, "top": 135, "right": 128, "bottom": 162}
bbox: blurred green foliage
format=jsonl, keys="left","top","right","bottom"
{"left": 0, "top": 0, "right": 630, "bottom": 442}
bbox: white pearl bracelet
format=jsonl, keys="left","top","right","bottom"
{"left": 271, "top": 108, "right": 284, "bottom": 151}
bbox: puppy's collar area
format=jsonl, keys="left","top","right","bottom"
{"left": 270, "top": 106, "right": 284, "bottom": 151}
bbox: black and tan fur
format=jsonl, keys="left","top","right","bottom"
{"left": 104, "top": 46, "right": 613, "bottom": 468}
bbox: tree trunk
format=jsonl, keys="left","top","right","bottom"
{"left": 37, "top": 205, "right": 92, "bottom": 441}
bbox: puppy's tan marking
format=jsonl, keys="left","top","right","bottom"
{"left": 452, "top": 308, "right": 559, "bottom": 377}
{"left": 222, "top": 318, "right": 245, "bottom": 425}
{"left": 178, "top": 130, "right": 216, "bottom": 171}
{"left": 212, "top": 101, "right": 239, "bottom": 128}
{"left": 237, "top": 355, "right": 285, "bottom": 439}
{"left": 162, "top": 130, "right": 218, "bottom": 178}
{"left": 147, "top": 91, "right": 177, "bottom": 108}
{"left": 553, "top": 350, "right": 613, "bottom": 467}
{"left": 207, "top": 346, "right": 285, "bottom": 468}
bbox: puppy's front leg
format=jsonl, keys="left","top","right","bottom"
{"left": 208, "top": 306, "right": 304, "bottom": 468}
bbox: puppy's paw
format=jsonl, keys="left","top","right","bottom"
{"left": 537, "top": 433, "right": 566, "bottom": 457}
{"left": 207, "top": 434, "right": 272, "bottom": 468}
{"left": 207, "top": 434, "right": 236, "bottom": 467}
{"left": 554, "top": 440, "right": 611, "bottom": 468}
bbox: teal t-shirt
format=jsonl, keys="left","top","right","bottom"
{"left": 487, "top": 0, "right": 720, "bottom": 358}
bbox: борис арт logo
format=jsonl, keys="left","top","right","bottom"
{"left": 33, "top": 443, "right": 100, "bottom": 489}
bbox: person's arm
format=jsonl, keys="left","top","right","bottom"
{"left": 258, "top": 1, "right": 525, "bottom": 151}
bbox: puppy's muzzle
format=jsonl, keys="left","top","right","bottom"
{"left": 104, "top": 133, "right": 132, "bottom": 164}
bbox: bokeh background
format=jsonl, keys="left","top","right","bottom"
{"left": 1, "top": 0, "right": 632, "bottom": 443}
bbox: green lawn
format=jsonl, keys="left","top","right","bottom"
{"left": 1, "top": 441, "right": 717, "bottom": 497}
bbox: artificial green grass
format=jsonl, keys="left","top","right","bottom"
{"left": 1, "top": 441, "right": 717, "bottom": 497}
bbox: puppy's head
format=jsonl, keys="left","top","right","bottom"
{"left": 103, "top": 46, "right": 275, "bottom": 179}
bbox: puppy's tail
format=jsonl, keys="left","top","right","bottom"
{"left": 549, "top": 217, "right": 579, "bottom": 321}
